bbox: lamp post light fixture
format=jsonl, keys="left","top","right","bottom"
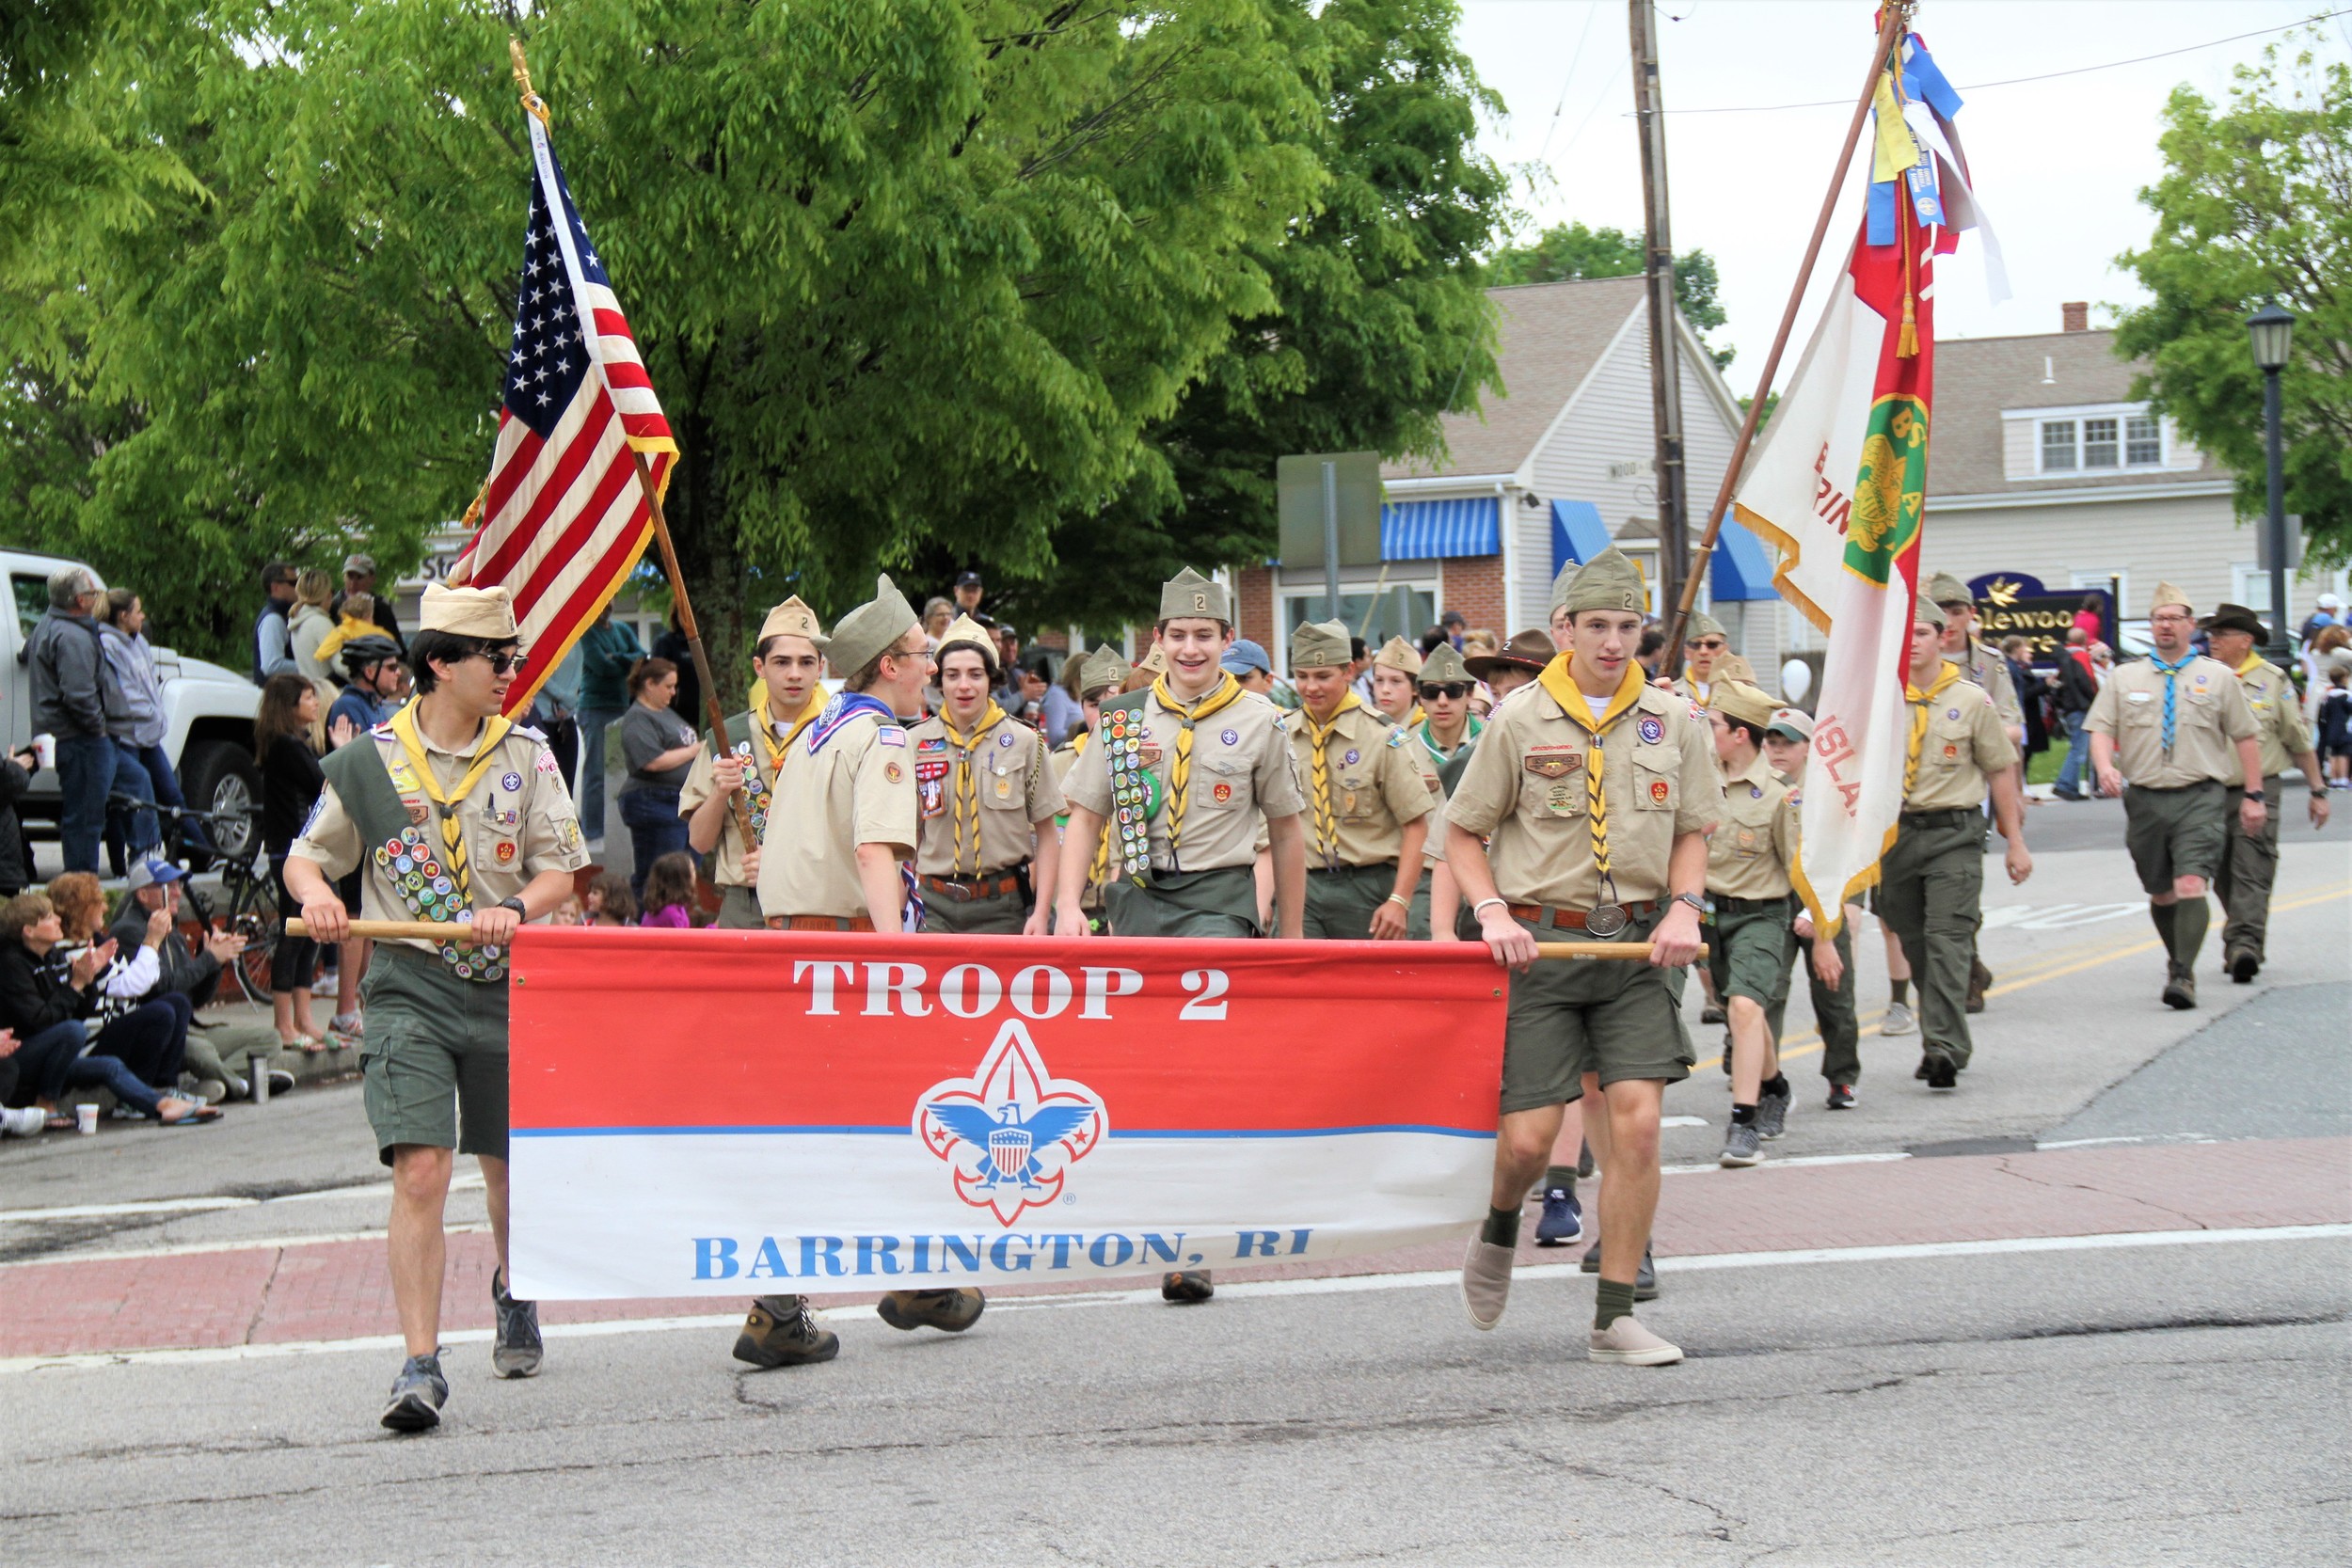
{"left": 2247, "top": 303, "right": 2295, "bottom": 665}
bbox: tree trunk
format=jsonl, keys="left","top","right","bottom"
{"left": 664, "top": 404, "right": 749, "bottom": 696}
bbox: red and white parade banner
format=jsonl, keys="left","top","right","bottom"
{"left": 507, "top": 929, "right": 1506, "bottom": 1299}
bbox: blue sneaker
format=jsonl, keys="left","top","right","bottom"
{"left": 1534, "top": 1187, "right": 1583, "bottom": 1246}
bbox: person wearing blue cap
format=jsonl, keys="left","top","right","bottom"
{"left": 1220, "top": 637, "right": 1298, "bottom": 710}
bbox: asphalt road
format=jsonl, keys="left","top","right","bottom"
{"left": 4, "top": 790, "right": 2346, "bottom": 1565}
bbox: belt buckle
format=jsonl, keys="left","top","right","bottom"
{"left": 1584, "top": 904, "right": 1629, "bottom": 939}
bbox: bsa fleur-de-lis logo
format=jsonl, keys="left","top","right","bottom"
{"left": 914, "top": 1021, "right": 1107, "bottom": 1226}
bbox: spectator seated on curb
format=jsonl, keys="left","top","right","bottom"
{"left": 585, "top": 871, "right": 636, "bottom": 928}
{"left": 48, "top": 872, "right": 221, "bottom": 1122}
{"left": 1, "top": 890, "right": 214, "bottom": 1124}
{"left": 109, "top": 857, "right": 291, "bottom": 1102}
{"left": 1, "top": 1026, "right": 55, "bottom": 1135}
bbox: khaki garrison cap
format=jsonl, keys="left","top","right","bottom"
{"left": 1133, "top": 641, "right": 1169, "bottom": 679}
{"left": 1077, "top": 645, "right": 1129, "bottom": 699}
{"left": 1421, "top": 643, "right": 1471, "bottom": 684}
{"left": 935, "top": 613, "right": 999, "bottom": 673}
{"left": 1927, "top": 571, "right": 1974, "bottom": 608}
{"left": 1373, "top": 636, "right": 1422, "bottom": 675}
{"left": 1158, "top": 567, "right": 1231, "bottom": 626}
{"left": 1557, "top": 547, "right": 1647, "bottom": 617}
{"left": 827, "top": 574, "right": 920, "bottom": 675}
{"left": 1713, "top": 653, "right": 1758, "bottom": 686}
{"left": 2149, "top": 580, "right": 2193, "bottom": 618}
{"left": 1684, "top": 610, "right": 1726, "bottom": 642}
{"left": 1290, "top": 619, "right": 1352, "bottom": 671}
{"left": 757, "top": 595, "right": 828, "bottom": 648}
{"left": 1710, "top": 680, "right": 1780, "bottom": 730}
{"left": 1913, "top": 595, "right": 1947, "bottom": 630}
{"left": 420, "top": 583, "right": 517, "bottom": 641}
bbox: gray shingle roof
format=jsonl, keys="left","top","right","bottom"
{"left": 1930, "top": 327, "right": 2220, "bottom": 497}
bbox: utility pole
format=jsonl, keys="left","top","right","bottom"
{"left": 1629, "top": 0, "right": 1688, "bottom": 625}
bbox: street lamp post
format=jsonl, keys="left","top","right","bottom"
{"left": 2247, "top": 303, "right": 2296, "bottom": 666}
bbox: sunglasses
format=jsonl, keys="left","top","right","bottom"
{"left": 479, "top": 650, "right": 526, "bottom": 675}
{"left": 1691, "top": 639, "right": 1727, "bottom": 652}
{"left": 1419, "top": 682, "right": 1472, "bottom": 701}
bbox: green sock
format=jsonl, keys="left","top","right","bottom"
{"left": 2151, "top": 900, "right": 2178, "bottom": 958}
{"left": 1482, "top": 1205, "right": 1520, "bottom": 1248}
{"left": 1544, "top": 1164, "right": 1577, "bottom": 1195}
{"left": 1889, "top": 977, "right": 1909, "bottom": 1006}
{"left": 1595, "top": 1277, "right": 1638, "bottom": 1330}
{"left": 2172, "top": 896, "right": 2209, "bottom": 968}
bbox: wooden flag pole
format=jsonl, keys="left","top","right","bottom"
{"left": 1661, "top": 1, "right": 1911, "bottom": 674}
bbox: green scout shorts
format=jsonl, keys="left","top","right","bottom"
{"left": 1708, "top": 896, "right": 1795, "bottom": 1006}
{"left": 359, "top": 944, "right": 512, "bottom": 1167}
{"left": 919, "top": 885, "right": 1028, "bottom": 936}
{"left": 712, "top": 883, "right": 764, "bottom": 930}
{"left": 2123, "top": 781, "right": 2228, "bottom": 895}
{"left": 1104, "top": 865, "right": 1259, "bottom": 939}
{"left": 1500, "top": 911, "right": 1692, "bottom": 1113}
{"left": 1303, "top": 863, "right": 1394, "bottom": 940}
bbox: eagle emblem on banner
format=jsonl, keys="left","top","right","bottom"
{"left": 915, "top": 1021, "right": 1108, "bottom": 1225}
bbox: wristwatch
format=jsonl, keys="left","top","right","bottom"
{"left": 2243, "top": 790, "right": 2265, "bottom": 804}
{"left": 1672, "top": 892, "right": 1708, "bottom": 917}
{"left": 497, "top": 895, "right": 529, "bottom": 918}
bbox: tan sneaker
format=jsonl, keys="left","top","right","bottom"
{"left": 1589, "top": 1314, "right": 1683, "bottom": 1366}
{"left": 1459, "top": 1237, "right": 1516, "bottom": 1330}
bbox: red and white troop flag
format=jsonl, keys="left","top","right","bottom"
{"left": 452, "top": 109, "right": 675, "bottom": 717}
{"left": 1731, "top": 25, "right": 1991, "bottom": 936}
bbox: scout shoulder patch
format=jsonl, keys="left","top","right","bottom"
{"left": 879, "top": 728, "right": 906, "bottom": 747}
{"left": 1385, "top": 727, "right": 1407, "bottom": 749}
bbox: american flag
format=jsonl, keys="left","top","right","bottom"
{"left": 452, "top": 112, "right": 675, "bottom": 717}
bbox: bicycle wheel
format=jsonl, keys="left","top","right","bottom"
{"left": 225, "top": 862, "right": 282, "bottom": 1006}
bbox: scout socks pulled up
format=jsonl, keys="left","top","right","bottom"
{"left": 1888, "top": 978, "right": 1909, "bottom": 1006}
{"left": 1595, "top": 1278, "right": 1637, "bottom": 1330}
{"left": 1544, "top": 1164, "right": 1578, "bottom": 1195}
{"left": 2151, "top": 897, "right": 2209, "bottom": 970}
{"left": 1483, "top": 1206, "right": 1520, "bottom": 1248}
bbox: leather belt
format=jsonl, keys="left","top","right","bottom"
{"left": 1310, "top": 862, "right": 1395, "bottom": 876}
{"left": 1898, "top": 806, "right": 1979, "bottom": 826}
{"left": 1712, "top": 893, "right": 1792, "bottom": 914}
{"left": 766, "top": 914, "right": 877, "bottom": 932}
{"left": 919, "top": 869, "right": 1025, "bottom": 901}
{"left": 1505, "top": 899, "right": 1659, "bottom": 930}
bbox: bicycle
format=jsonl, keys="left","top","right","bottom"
{"left": 160, "top": 804, "right": 281, "bottom": 1006}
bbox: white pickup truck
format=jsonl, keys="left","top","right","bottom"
{"left": 6, "top": 547, "right": 264, "bottom": 860}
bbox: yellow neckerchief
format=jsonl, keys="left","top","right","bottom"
{"left": 1682, "top": 667, "right": 1713, "bottom": 697}
{"left": 1903, "top": 661, "right": 1962, "bottom": 798}
{"left": 1062, "top": 726, "right": 1115, "bottom": 887}
{"left": 1151, "top": 671, "right": 1246, "bottom": 858}
{"left": 388, "top": 700, "right": 513, "bottom": 904}
{"left": 1300, "top": 692, "right": 1364, "bottom": 870}
{"left": 2233, "top": 652, "right": 2267, "bottom": 680}
{"left": 1535, "top": 655, "right": 1647, "bottom": 895}
{"left": 755, "top": 684, "right": 824, "bottom": 776}
{"left": 941, "top": 699, "right": 1008, "bottom": 876}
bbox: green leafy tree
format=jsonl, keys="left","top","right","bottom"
{"left": 1486, "top": 219, "right": 1731, "bottom": 369}
{"left": 2116, "top": 41, "right": 2352, "bottom": 561}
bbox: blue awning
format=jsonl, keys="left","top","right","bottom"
{"left": 1381, "top": 497, "right": 1500, "bottom": 561}
{"left": 1549, "top": 500, "right": 1612, "bottom": 575}
{"left": 1709, "top": 513, "right": 1779, "bottom": 601}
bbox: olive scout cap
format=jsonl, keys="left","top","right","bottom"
{"left": 2150, "top": 579, "right": 2193, "bottom": 618}
{"left": 935, "top": 612, "right": 999, "bottom": 674}
{"left": 1927, "top": 571, "right": 1974, "bottom": 608}
{"left": 1914, "top": 595, "right": 1947, "bottom": 631}
{"left": 828, "top": 574, "right": 920, "bottom": 674}
{"left": 757, "top": 594, "right": 828, "bottom": 649}
{"left": 1557, "top": 546, "right": 1647, "bottom": 617}
{"left": 1078, "top": 644, "right": 1129, "bottom": 698}
{"left": 1133, "top": 641, "right": 1169, "bottom": 678}
{"left": 1713, "top": 653, "right": 1758, "bottom": 686}
{"left": 1421, "top": 643, "right": 1471, "bottom": 684}
{"left": 1710, "top": 679, "right": 1780, "bottom": 730}
{"left": 1685, "top": 610, "right": 1726, "bottom": 642}
{"left": 420, "top": 583, "right": 517, "bottom": 641}
{"left": 1291, "top": 618, "right": 1353, "bottom": 671}
{"left": 1373, "top": 635, "right": 1423, "bottom": 676}
{"left": 1159, "top": 567, "right": 1230, "bottom": 626}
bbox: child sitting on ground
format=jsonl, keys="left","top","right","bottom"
{"left": 637, "top": 852, "right": 697, "bottom": 928}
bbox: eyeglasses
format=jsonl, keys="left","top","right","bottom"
{"left": 1691, "top": 639, "right": 1727, "bottom": 652}
{"left": 1418, "top": 683, "right": 1471, "bottom": 701}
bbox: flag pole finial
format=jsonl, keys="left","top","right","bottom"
{"left": 509, "top": 37, "right": 550, "bottom": 126}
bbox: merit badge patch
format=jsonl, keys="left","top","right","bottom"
{"left": 1638, "top": 716, "right": 1665, "bottom": 744}
{"left": 1649, "top": 780, "right": 1671, "bottom": 804}
{"left": 883, "top": 761, "right": 904, "bottom": 784}
{"left": 1219, "top": 727, "right": 1239, "bottom": 746}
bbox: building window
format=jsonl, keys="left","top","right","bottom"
{"left": 2041, "top": 420, "right": 2077, "bottom": 472}
{"left": 2125, "top": 414, "right": 2163, "bottom": 466}
{"left": 2082, "top": 417, "right": 2119, "bottom": 468}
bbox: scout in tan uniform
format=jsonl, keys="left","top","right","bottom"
{"left": 1448, "top": 548, "right": 1720, "bottom": 1367}
{"left": 1283, "top": 620, "right": 1433, "bottom": 940}
{"left": 906, "top": 615, "right": 1064, "bottom": 935}
{"left": 1669, "top": 610, "right": 1729, "bottom": 705}
{"left": 1879, "top": 599, "right": 2031, "bottom": 1089}
{"left": 1703, "top": 678, "right": 1806, "bottom": 1168}
{"left": 736, "top": 576, "right": 984, "bottom": 1370}
{"left": 1465, "top": 630, "right": 1554, "bottom": 703}
{"left": 2087, "top": 583, "right": 2267, "bottom": 1009}
{"left": 1758, "top": 708, "right": 1862, "bottom": 1109}
{"left": 1369, "top": 635, "right": 1425, "bottom": 727}
{"left": 1050, "top": 647, "right": 1131, "bottom": 930}
{"left": 286, "top": 584, "right": 590, "bottom": 1433}
{"left": 2201, "top": 604, "right": 2330, "bottom": 980}
{"left": 679, "top": 596, "right": 828, "bottom": 929}
{"left": 1927, "top": 571, "right": 2025, "bottom": 1012}
{"left": 1408, "top": 643, "right": 1482, "bottom": 941}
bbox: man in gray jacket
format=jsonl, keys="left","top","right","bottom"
{"left": 22, "top": 566, "right": 127, "bottom": 874}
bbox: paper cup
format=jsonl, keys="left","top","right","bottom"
{"left": 33, "top": 734, "right": 56, "bottom": 771}
{"left": 75, "top": 1103, "right": 99, "bottom": 1135}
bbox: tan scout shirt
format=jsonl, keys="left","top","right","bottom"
{"left": 2233, "top": 657, "right": 2306, "bottom": 779}
{"left": 1287, "top": 699, "right": 1436, "bottom": 869}
{"left": 676, "top": 700, "right": 818, "bottom": 890}
{"left": 1902, "top": 675, "right": 2018, "bottom": 811}
{"left": 906, "top": 710, "right": 1064, "bottom": 878}
{"left": 1444, "top": 678, "right": 1722, "bottom": 908}
{"left": 292, "top": 719, "right": 588, "bottom": 955}
{"left": 1062, "top": 684, "right": 1305, "bottom": 874}
{"left": 755, "top": 712, "right": 918, "bottom": 920}
{"left": 2086, "top": 655, "right": 2258, "bottom": 788}
{"left": 1950, "top": 637, "right": 2026, "bottom": 736}
{"left": 1708, "top": 752, "right": 1800, "bottom": 899}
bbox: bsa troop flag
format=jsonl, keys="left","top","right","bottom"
{"left": 1730, "top": 27, "right": 1993, "bottom": 937}
{"left": 451, "top": 103, "right": 676, "bottom": 717}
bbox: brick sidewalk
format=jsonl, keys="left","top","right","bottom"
{"left": 8, "top": 1136, "right": 2347, "bottom": 1361}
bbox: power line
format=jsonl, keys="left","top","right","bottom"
{"left": 1534, "top": 2, "right": 1602, "bottom": 164}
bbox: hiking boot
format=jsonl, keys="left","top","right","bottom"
{"left": 1882, "top": 1002, "right": 1917, "bottom": 1036}
{"left": 877, "top": 1288, "right": 986, "bottom": 1333}
{"left": 490, "top": 1269, "right": 542, "bottom": 1378}
{"left": 1460, "top": 1237, "right": 1516, "bottom": 1330}
{"left": 1534, "top": 1187, "right": 1583, "bottom": 1246}
{"left": 1826, "top": 1083, "right": 1856, "bottom": 1111}
{"left": 1926, "top": 1054, "right": 1960, "bottom": 1091}
{"left": 1589, "top": 1314, "right": 1683, "bottom": 1366}
{"left": 380, "top": 1352, "right": 448, "bottom": 1433}
{"left": 1160, "top": 1271, "right": 1215, "bottom": 1303}
{"left": 1966, "top": 958, "right": 1992, "bottom": 1013}
{"left": 2161, "top": 970, "right": 2197, "bottom": 1010}
{"left": 733, "top": 1295, "right": 838, "bottom": 1368}
{"left": 1915, "top": 1052, "right": 1933, "bottom": 1081}
{"left": 2228, "top": 947, "right": 2260, "bottom": 984}
{"left": 1756, "top": 1085, "right": 1791, "bottom": 1140}
{"left": 1720, "top": 1121, "right": 1764, "bottom": 1168}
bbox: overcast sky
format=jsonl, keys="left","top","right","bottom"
{"left": 1457, "top": 0, "right": 2351, "bottom": 398}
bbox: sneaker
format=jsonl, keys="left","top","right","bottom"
{"left": 1826, "top": 1083, "right": 1856, "bottom": 1111}
{"left": 732, "top": 1295, "right": 839, "bottom": 1368}
{"left": 1926, "top": 1054, "right": 1959, "bottom": 1091}
{"left": 1534, "top": 1187, "right": 1584, "bottom": 1246}
{"left": 1586, "top": 1242, "right": 1657, "bottom": 1299}
{"left": 1576, "top": 1139, "right": 1595, "bottom": 1180}
{"left": 1580, "top": 1238, "right": 1603, "bottom": 1275}
{"left": 1160, "top": 1270, "right": 1215, "bottom": 1303}
{"left": 1966, "top": 958, "right": 1992, "bottom": 1014}
{"left": 2228, "top": 948, "right": 2259, "bottom": 984}
{"left": 1, "top": 1104, "right": 45, "bottom": 1138}
{"left": 490, "top": 1269, "right": 542, "bottom": 1378}
{"left": 2051, "top": 784, "right": 2085, "bottom": 801}
{"left": 1459, "top": 1237, "right": 1516, "bottom": 1330}
{"left": 188, "top": 1078, "right": 228, "bottom": 1106}
{"left": 2161, "top": 971, "right": 2197, "bottom": 1010}
{"left": 1882, "top": 1002, "right": 1917, "bottom": 1036}
{"left": 1720, "top": 1121, "right": 1764, "bottom": 1168}
{"left": 877, "top": 1288, "right": 985, "bottom": 1333}
{"left": 265, "top": 1068, "right": 296, "bottom": 1098}
{"left": 379, "top": 1352, "right": 449, "bottom": 1433}
{"left": 1756, "top": 1085, "right": 1791, "bottom": 1140}
{"left": 1589, "top": 1314, "right": 1683, "bottom": 1366}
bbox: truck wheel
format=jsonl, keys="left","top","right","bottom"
{"left": 180, "top": 740, "right": 262, "bottom": 865}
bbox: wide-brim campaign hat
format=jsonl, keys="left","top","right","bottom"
{"left": 1465, "top": 628, "right": 1558, "bottom": 679}
{"left": 2200, "top": 603, "right": 2268, "bottom": 640}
